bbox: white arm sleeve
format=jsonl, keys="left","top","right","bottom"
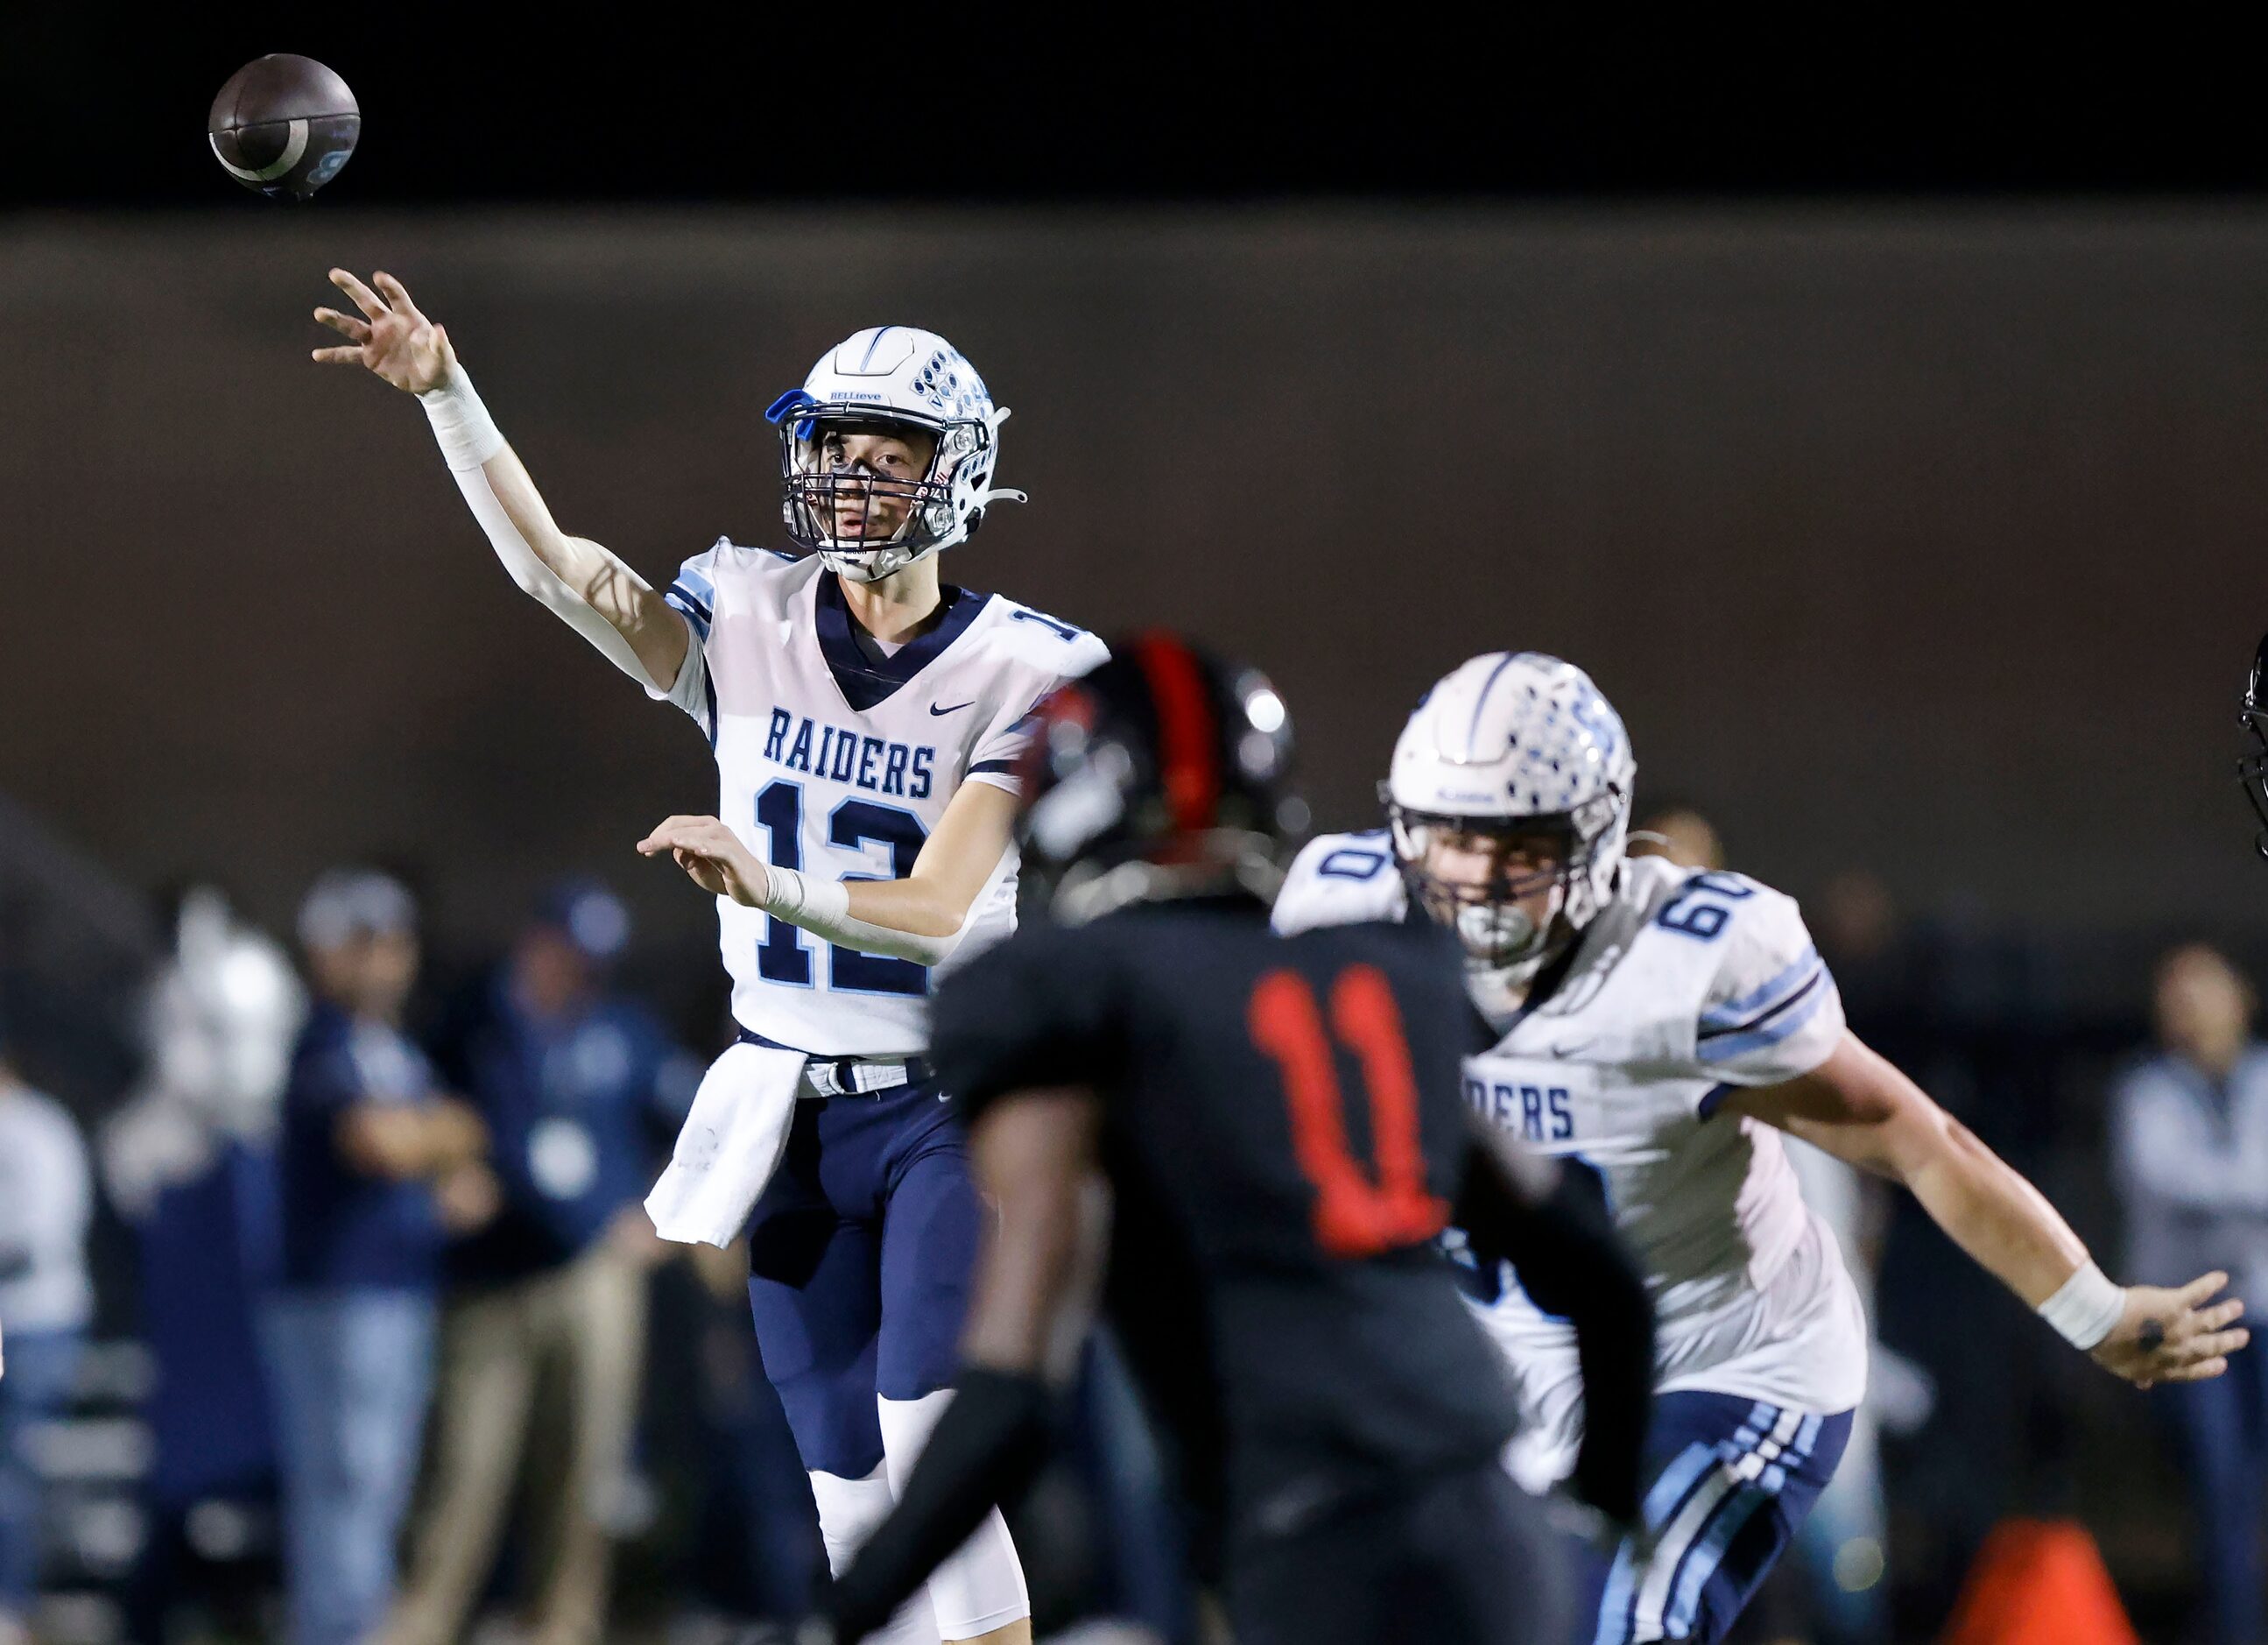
{"left": 419, "top": 371, "right": 664, "bottom": 690}
{"left": 760, "top": 865, "right": 972, "bottom": 969}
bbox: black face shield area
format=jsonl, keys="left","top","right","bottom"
{"left": 765, "top": 393, "right": 985, "bottom": 561}
{"left": 1386, "top": 807, "right": 1590, "bottom": 964}
{"left": 1391, "top": 809, "right": 1580, "bottom": 898}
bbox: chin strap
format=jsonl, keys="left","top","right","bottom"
{"left": 969, "top": 406, "right": 1026, "bottom": 513}
{"left": 817, "top": 542, "right": 940, "bottom": 583}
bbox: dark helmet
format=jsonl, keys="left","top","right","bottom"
{"left": 1016, "top": 632, "right": 1307, "bottom": 922}
{"left": 2241, "top": 633, "right": 2268, "bottom": 859}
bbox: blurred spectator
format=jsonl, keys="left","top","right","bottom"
{"left": 2110, "top": 943, "right": 2268, "bottom": 1645}
{"left": 1628, "top": 800, "right": 1725, "bottom": 872}
{"left": 102, "top": 889, "right": 305, "bottom": 1641}
{"left": 0, "top": 1042, "right": 95, "bottom": 1645}
{"left": 1813, "top": 870, "right": 1900, "bottom": 973}
{"left": 259, "top": 870, "right": 496, "bottom": 1645}
{"left": 381, "top": 880, "right": 685, "bottom": 1645}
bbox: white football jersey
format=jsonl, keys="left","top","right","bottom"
{"left": 654, "top": 543, "right": 1106, "bottom": 1056}
{"left": 1273, "top": 834, "right": 1869, "bottom": 1487}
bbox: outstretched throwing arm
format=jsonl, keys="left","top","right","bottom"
{"left": 313, "top": 268, "right": 688, "bottom": 690}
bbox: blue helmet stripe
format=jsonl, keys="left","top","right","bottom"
{"left": 1463, "top": 651, "right": 1519, "bottom": 759}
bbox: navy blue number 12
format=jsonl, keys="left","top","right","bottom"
{"left": 752, "top": 780, "right": 930, "bottom": 997}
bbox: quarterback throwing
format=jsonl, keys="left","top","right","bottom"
{"left": 315, "top": 272, "right": 1102, "bottom": 1645}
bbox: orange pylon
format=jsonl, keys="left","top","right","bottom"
{"left": 1939, "top": 1518, "right": 2139, "bottom": 1645}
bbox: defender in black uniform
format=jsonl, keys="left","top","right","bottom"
{"left": 818, "top": 635, "right": 1654, "bottom": 1645}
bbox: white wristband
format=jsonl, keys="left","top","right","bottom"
{"left": 760, "top": 864, "right": 851, "bottom": 927}
{"left": 418, "top": 366, "right": 505, "bottom": 472}
{"left": 758, "top": 863, "right": 962, "bottom": 967}
{"left": 2038, "top": 1260, "right": 2125, "bottom": 1350}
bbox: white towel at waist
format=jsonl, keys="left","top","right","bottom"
{"left": 645, "top": 1040, "right": 808, "bottom": 1247}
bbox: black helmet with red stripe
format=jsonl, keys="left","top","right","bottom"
{"left": 1016, "top": 632, "right": 1307, "bottom": 922}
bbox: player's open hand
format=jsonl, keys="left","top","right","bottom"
{"left": 638, "top": 815, "right": 771, "bottom": 907}
{"left": 312, "top": 268, "right": 454, "bottom": 393}
{"left": 2090, "top": 1271, "right": 2250, "bottom": 1387}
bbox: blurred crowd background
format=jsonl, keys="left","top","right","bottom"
{"left": 13, "top": 20, "right": 2268, "bottom": 1644}
{"left": 9, "top": 789, "right": 2268, "bottom": 1645}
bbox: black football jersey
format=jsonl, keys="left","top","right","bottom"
{"left": 930, "top": 897, "right": 1519, "bottom": 1541}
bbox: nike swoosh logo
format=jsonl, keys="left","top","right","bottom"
{"left": 1548, "top": 1039, "right": 1595, "bottom": 1058}
{"left": 930, "top": 701, "right": 975, "bottom": 717}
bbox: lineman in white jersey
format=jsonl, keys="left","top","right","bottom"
{"left": 1274, "top": 652, "right": 2249, "bottom": 1645}
{"left": 315, "top": 270, "right": 1103, "bottom": 1645}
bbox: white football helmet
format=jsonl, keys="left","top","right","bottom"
{"left": 764, "top": 326, "right": 1027, "bottom": 582}
{"left": 1385, "top": 652, "right": 1636, "bottom": 978}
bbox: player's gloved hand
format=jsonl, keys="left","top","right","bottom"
{"left": 313, "top": 268, "right": 456, "bottom": 393}
{"left": 1571, "top": 1446, "right": 1643, "bottom": 1532}
{"left": 637, "top": 815, "right": 772, "bottom": 907}
{"left": 1547, "top": 1489, "right": 1657, "bottom": 1570}
{"left": 2089, "top": 1270, "right": 2250, "bottom": 1388}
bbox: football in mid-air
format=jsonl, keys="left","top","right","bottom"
{"left": 208, "top": 55, "right": 359, "bottom": 200}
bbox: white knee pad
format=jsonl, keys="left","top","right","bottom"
{"left": 807, "top": 1463, "right": 939, "bottom": 1645}
{"left": 878, "top": 1391, "right": 1032, "bottom": 1641}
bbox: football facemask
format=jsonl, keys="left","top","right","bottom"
{"left": 770, "top": 400, "right": 988, "bottom": 581}
{"left": 2240, "top": 632, "right": 2268, "bottom": 860}
{"left": 1388, "top": 795, "right": 1619, "bottom": 970}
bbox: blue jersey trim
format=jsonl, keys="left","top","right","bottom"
{"left": 667, "top": 583, "right": 715, "bottom": 642}
{"left": 1695, "top": 976, "right": 1833, "bottom": 1063}
{"left": 1699, "top": 964, "right": 1827, "bottom": 1043}
{"left": 814, "top": 575, "right": 994, "bottom": 711}
{"left": 1700, "top": 944, "right": 1821, "bottom": 1031}
{"left": 968, "top": 759, "right": 1018, "bottom": 775}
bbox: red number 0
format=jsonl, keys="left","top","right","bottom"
{"left": 1248, "top": 964, "right": 1451, "bottom": 1257}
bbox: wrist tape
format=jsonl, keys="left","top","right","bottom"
{"left": 2039, "top": 1260, "right": 2124, "bottom": 1350}
{"left": 759, "top": 864, "right": 851, "bottom": 926}
{"left": 419, "top": 367, "right": 505, "bottom": 472}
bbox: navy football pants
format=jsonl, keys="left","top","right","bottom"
{"left": 743, "top": 1081, "right": 981, "bottom": 1479}
{"left": 1574, "top": 1392, "right": 1853, "bottom": 1645}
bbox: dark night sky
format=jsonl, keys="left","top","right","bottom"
{"left": 7, "top": 13, "right": 2268, "bottom": 208}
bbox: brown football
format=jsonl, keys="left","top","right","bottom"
{"left": 208, "top": 55, "right": 359, "bottom": 201}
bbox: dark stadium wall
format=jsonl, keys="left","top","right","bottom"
{"left": 7, "top": 208, "right": 2267, "bottom": 957}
